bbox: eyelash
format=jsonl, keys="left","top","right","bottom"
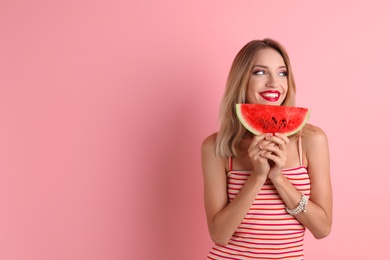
{"left": 253, "top": 70, "right": 288, "bottom": 76}
{"left": 253, "top": 70, "right": 266, "bottom": 75}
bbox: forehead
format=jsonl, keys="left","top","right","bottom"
{"left": 254, "top": 48, "right": 286, "bottom": 67}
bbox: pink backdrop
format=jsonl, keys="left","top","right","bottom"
{"left": 1, "top": 1, "right": 389, "bottom": 259}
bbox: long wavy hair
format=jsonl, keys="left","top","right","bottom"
{"left": 215, "top": 39, "right": 297, "bottom": 157}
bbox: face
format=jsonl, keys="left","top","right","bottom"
{"left": 246, "top": 48, "right": 288, "bottom": 105}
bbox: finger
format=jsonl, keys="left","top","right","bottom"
{"left": 275, "top": 132, "right": 290, "bottom": 145}
{"left": 248, "top": 134, "right": 268, "bottom": 151}
{"left": 250, "top": 149, "right": 268, "bottom": 163}
{"left": 256, "top": 146, "right": 271, "bottom": 158}
{"left": 259, "top": 140, "right": 276, "bottom": 148}
{"left": 261, "top": 151, "right": 286, "bottom": 167}
{"left": 261, "top": 142, "right": 289, "bottom": 160}
{"left": 257, "top": 151, "right": 268, "bottom": 161}
{"left": 260, "top": 140, "right": 280, "bottom": 150}
{"left": 265, "top": 135, "right": 289, "bottom": 151}
{"left": 262, "top": 145, "right": 283, "bottom": 157}
{"left": 249, "top": 143, "right": 265, "bottom": 158}
{"left": 248, "top": 147, "right": 260, "bottom": 158}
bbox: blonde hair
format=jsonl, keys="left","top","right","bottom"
{"left": 215, "top": 39, "right": 297, "bottom": 157}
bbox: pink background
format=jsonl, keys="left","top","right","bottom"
{"left": 1, "top": 1, "right": 389, "bottom": 259}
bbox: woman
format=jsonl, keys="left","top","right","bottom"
{"left": 202, "top": 39, "right": 332, "bottom": 259}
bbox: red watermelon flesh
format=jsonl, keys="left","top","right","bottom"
{"left": 236, "top": 104, "right": 310, "bottom": 136}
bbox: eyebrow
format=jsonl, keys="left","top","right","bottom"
{"left": 253, "top": 65, "right": 287, "bottom": 69}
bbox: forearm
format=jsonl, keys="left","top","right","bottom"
{"left": 210, "top": 174, "right": 267, "bottom": 245}
{"left": 271, "top": 174, "right": 332, "bottom": 239}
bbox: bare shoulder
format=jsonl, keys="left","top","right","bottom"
{"left": 201, "top": 132, "right": 218, "bottom": 155}
{"left": 302, "top": 123, "right": 328, "bottom": 146}
{"left": 201, "top": 132, "right": 226, "bottom": 177}
{"left": 301, "top": 124, "right": 330, "bottom": 166}
{"left": 202, "top": 132, "right": 218, "bottom": 147}
{"left": 201, "top": 132, "right": 225, "bottom": 165}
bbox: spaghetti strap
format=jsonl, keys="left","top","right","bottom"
{"left": 229, "top": 156, "right": 233, "bottom": 172}
{"left": 298, "top": 131, "right": 303, "bottom": 166}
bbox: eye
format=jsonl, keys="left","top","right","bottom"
{"left": 278, "top": 71, "right": 288, "bottom": 77}
{"left": 254, "top": 70, "right": 266, "bottom": 75}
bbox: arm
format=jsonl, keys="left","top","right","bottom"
{"left": 201, "top": 133, "right": 268, "bottom": 246}
{"left": 265, "top": 127, "right": 333, "bottom": 239}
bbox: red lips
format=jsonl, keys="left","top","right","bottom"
{"left": 259, "top": 91, "right": 281, "bottom": 102}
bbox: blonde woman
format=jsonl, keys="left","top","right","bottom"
{"left": 202, "top": 39, "right": 332, "bottom": 259}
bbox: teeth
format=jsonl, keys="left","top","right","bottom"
{"left": 262, "top": 93, "right": 279, "bottom": 98}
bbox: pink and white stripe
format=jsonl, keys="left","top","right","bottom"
{"left": 207, "top": 166, "right": 311, "bottom": 259}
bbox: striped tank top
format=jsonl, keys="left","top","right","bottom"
{"left": 207, "top": 135, "right": 311, "bottom": 259}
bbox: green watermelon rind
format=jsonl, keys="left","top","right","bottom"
{"left": 236, "top": 104, "right": 311, "bottom": 136}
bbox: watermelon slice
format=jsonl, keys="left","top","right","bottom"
{"left": 236, "top": 104, "right": 310, "bottom": 136}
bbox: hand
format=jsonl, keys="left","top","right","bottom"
{"left": 258, "top": 133, "right": 289, "bottom": 180}
{"left": 248, "top": 134, "right": 272, "bottom": 178}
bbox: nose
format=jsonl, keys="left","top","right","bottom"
{"left": 266, "top": 74, "right": 278, "bottom": 87}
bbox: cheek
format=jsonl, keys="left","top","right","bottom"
{"left": 245, "top": 89, "right": 255, "bottom": 103}
{"left": 283, "top": 81, "right": 289, "bottom": 94}
{"left": 279, "top": 83, "right": 288, "bottom": 102}
{"left": 246, "top": 81, "right": 255, "bottom": 97}
{"left": 247, "top": 78, "right": 255, "bottom": 91}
